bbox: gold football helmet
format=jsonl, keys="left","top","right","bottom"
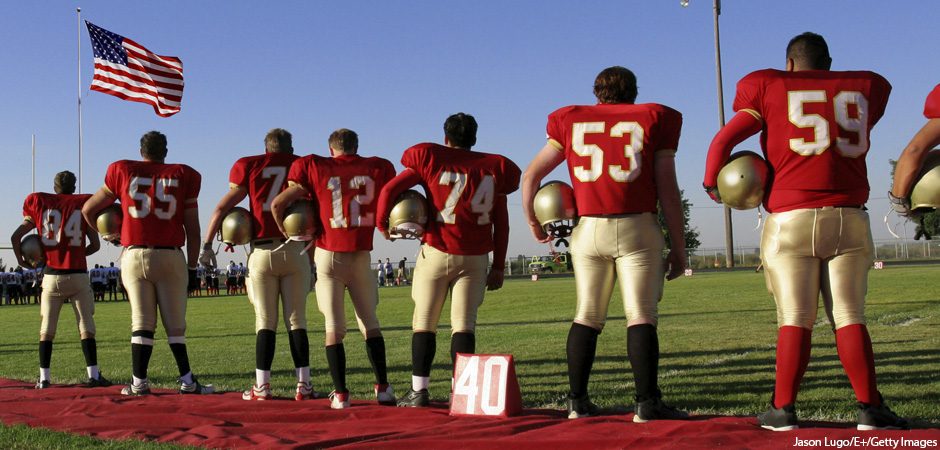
{"left": 910, "top": 149, "right": 940, "bottom": 209}
{"left": 220, "top": 207, "right": 253, "bottom": 246}
{"left": 389, "top": 190, "right": 429, "bottom": 240}
{"left": 534, "top": 180, "right": 577, "bottom": 238}
{"left": 717, "top": 150, "right": 768, "bottom": 210}
{"left": 95, "top": 204, "right": 123, "bottom": 240}
{"left": 21, "top": 234, "right": 45, "bottom": 268}
{"left": 282, "top": 199, "right": 317, "bottom": 241}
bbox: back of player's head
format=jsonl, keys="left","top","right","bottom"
{"left": 786, "top": 32, "right": 831, "bottom": 70}
{"left": 53, "top": 170, "right": 76, "bottom": 195}
{"left": 265, "top": 128, "right": 294, "bottom": 154}
{"left": 594, "top": 66, "right": 638, "bottom": 104}
{"left": 328, "top": 129, "right": 359, "bottom": 155}
{"left": 140, "top": 131, "right": 168, "bottom": 160}
{"left": 444, "top": 113, "right": 477, "bottom": 149}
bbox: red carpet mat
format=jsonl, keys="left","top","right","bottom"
{"left": 0, "top": 379, "right": 937, "bottom": 449}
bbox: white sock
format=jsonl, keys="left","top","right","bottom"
{"left": 256, "top": 369, "right": 271, "bottom": 386}
{"left": 180, "top": 371, "right": 194, "bottom": 385}
{"left": 87, "top": 365, "right": 99, "bottom": 380}
{"left": 39, "top": 368, "right": 50, "bottom": 382}
{"left": 412, "top": 375, "right": 429, "bottom": 391}
{"left": 132, "top": 376, "right": 147, "bottom": 386}
{"left": 296, "top": 366, "right": 310, "bottom": 384}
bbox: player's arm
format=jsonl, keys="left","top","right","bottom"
{"left": 81, "top": 188, "right": 117, "bottom": 233}
{"left": 702, "top": 111, "right": 763, "bottom": 202}
{"left": 892, "top": 118, "right": 940, "bottom": 198}
{"left": 204, "top": 187, "right": 248, "bottom": 244}
{"left": 10, "top": 221, "right": 34, "bottom": 269}
{"left": 182, "top": 207, "right": 201, "bottom": 268}
{"left": 655, "top": 154, "right": 687, "bottom": 281}
{"left": 271, "top": 185, "right": 307, "bottom": 238}
{"left": 375, "top": 169, "right": 421, "bottom": 240}
{"left": 522, "top": 143, "right": 566, "bottom": 243}
{"left": 486, "top": 194, "right": 510, "bottom": 291}
{"left": 85, "top": 225, "right": 100, "bottom": 257}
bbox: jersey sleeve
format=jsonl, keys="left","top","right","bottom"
{"left": 867, "top": 73, "right": 892, "bottom": 126}
{"left": 925, "top": 83, "right": 940, "bottom": 119}
{"left": 22, "top": 194, "right": 39, "bottom": 224}
{"left": 229, "top": 158, "right": 249, "bottom": 189}
{"left": 498, "top": 157, "right": 521, "bottom": 195}
{"left": 184, "top": 167, "right": 202, "bottom": 207}
{"left": 103, "top": 162, "right": 122, "bottom": 197}
{"left": 287, "top": 156, "right": 314, "bottom": 192}
{"left": 401, "top": 145, "right": 426, "bottom": 173}
{"left": 732, "top": 71, "right": 766, "bottom": 118}
{"left": 654, "top": 107, "right": 683, "bottom": 154}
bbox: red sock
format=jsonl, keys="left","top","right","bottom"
{"left": 835, "top": 324, "right": 879, "bottom": 406}
{"left": 773, "top": 326, "right": 812, "bottom": 408}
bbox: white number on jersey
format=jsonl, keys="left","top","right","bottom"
{"left": 260, "top": 166, "right": 287, "bottom": 212}
{"left": 128, "top": 177, "right": 179, "bottom": 220}
{"left": 787, "top": 90, "right": 870, "bottom": 158}
{"left": 572, "top": 121, "right": 645, "bottom": 183}
{"left": 326, "top": 175, "right": 375, "bottom": 228}
{"left": 40, "top": 209, "right": 83, "bottom": 247}
{"left": 437, "top": 172, "right": 496, "bottom": 225}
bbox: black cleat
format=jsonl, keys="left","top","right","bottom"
{"left": 758, "top": 402, "right": 798, "bottom": 431}
{"left": 179, "top": 375, "right": 215, "bottom": 395}
{"left": 857, "top": 395, "right": 908, "bottom": 430}
{"left": 567, "top": 393, "right": 600, "bottom": 419}
{"left": 633, "top": 397, "right": 690, "bottom": 423}
{"left": 88, "top": 374, "right": 113, "bottom": 388}
{"left": 396, "top": 388, "right": 430, "bottom": 407}
{"left": 35, "top": 379, "right": 50, "bottom": 389}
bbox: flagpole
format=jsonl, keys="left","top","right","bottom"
{"left": 77, "top": 7, "right": 83, "bottom": 193}
{"left": 32, "top": 135, "right": 36, "bottom": 193}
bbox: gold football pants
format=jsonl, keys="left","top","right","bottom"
{"left": 122, "top": 247, "right": 188, "bottom": 335}
{"left": 40, "top": 273, "right": 95, "bottom": 338}
{"left": 247, "top": 240, "right": 311, "bottom": 332}
{"left": 411, "top": 244, "right": 489, "bottom": 334}
{"left": 315, "top": 249, "right": 380, "bottom": 339}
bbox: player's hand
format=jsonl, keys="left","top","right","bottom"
{"left": 17, "top": 256, "right": 35, "bottom": 270}
{"left": 888, "top": 191, "right": 923, "bottom": 220}
{"left": 663, "top": 248, "right": 686, "bottom": 282}
{"left": 380, "top": 229, "right": 395, "bottom": 241}
{"left": 486, "top": 268, "right": 505, "bottom": 291}
{"left": 198, "top": 243, "right": 217, "bottom": 269}
{"left": 103, "top": 233, "right": 122, "bottom": 246}
{"left": 704, "top": 184, "right": 722, "bottom": 204}
{"left": 528, "top": 221, "right": 551, "bottom": 243}
{"left": 187, "top": 268, "right": 199, "bottom": 292}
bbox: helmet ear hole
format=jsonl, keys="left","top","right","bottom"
{"left": 716, "top": 150, "right": 769, "bottom": 210}
{"left": 389, "top": 190, "right": 429, "bottom": 240}
{"left": 282, "top": 200, "right": 317, "bottom": 241}
{"left": 534, "top": 181, "right": 578, "bottom": 238}
{"left": 21, "top": 234, "right": 45, "bottom": 268}
{"left": 221, "top": 207, "right": 253, "bottom": 246}
{"left": 910, "top": 149, "right": 940, "bottom": 210}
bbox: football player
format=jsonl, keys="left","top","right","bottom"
{"left": 376, "top": 113, "right": 521, "bottom": 407}
{"left": 272, "top": 128, "right": 396, "bottom": 409}
{"left": 201, "top": 128, "right": 315, "bottom": 401}
{"left": 82, "top": 131, "right": 214, "bottom": 396}
{"left": 522, "top": 66, "right": 689, "bottom": 422}
{"left": 703, "top": 33, "right": 906, "bottom": 431}
{"left": 11, "top": 170, "right": 112, "bottom": 389}
{"left": 890, "top": 83, "right": 940, "bottom": 217}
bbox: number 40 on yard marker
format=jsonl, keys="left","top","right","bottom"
{"left": 450, "top": 353, "right": 522, "bottom": 418}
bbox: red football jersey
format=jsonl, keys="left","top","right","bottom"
{"left": 402, "top": 143, "right": 521, "bottom": 255}
{"left": 289, "top": 154, "right": 395, "bottom": 252}
{"left": 229, "top": 152, "right": 300, "bottom": 240}
{"left": 547, "top": 103, "right": 682, "bottom": 215}
{"left": 22, "top": 193, "right": 92, "bottom": 270}
{"left": 733, "top": 69, "right": 891, "bottom": 212}
{"left": 924, "top": 84, "right": 940, "bottom": 119}
{"left": 103, "top": 160, "right": 201, "bottom": 247}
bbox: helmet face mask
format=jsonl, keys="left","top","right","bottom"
{"left": 389, "top": 190, "right": 428, "bottom": 240}
{"left": 220, "top": 207, "right": 253, "bottom": 246}
{"left": 282, "top": 199, "right": 317, "bottom": 241}
{"left": 95, "top": 204, "right": 123, "bottom": 240}
{"left": 716, "top": 150, "right": 769, "bottom": 210}
{"left": 21, "top": 234, "right": 45, "bottom": 268}
{"left": 534, "top": 181, "right": 577, "bottom": 238}
{"left": 910, "top": 149, "right": 940, "bottom": 210}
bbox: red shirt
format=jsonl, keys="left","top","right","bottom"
{"left": 22, "top": 193, "right": 92, "bottom": 270}
{"left": 924, "top": 84, "right": 940, "bottom": 119}
{"left": 402, "top": 143, "right": 520, "bottom": 255}
{"left": 547, "top": 103, "right": 682, "bottom": 215}
{"left": 733, "top": 69, "right": 891, "bottom": 212}
{"left": 103, "top": 160, "right": 201, "bottom": 247}
{"left": 289, "top": 154, "right": 395, "bottom": 252}
{"left": 229, "top": 152, "right": 300, "bottom": 240}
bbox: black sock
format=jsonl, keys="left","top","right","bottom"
{"left": 80, "top": 338, "right": 97, "bottom": 367}
{"left": 450, "top": 332, "right": 476, "bottom": 367}
{"left": 288, "top": 329, "right": 310, "bottom": 368}
{"left": 365, "top": 337, "right": 388, "bottom": 385}
{"left": 131, "top": 330, "right": 155, "bottom": 380}
{"left": 412, "top": 332, "right": 436, "bottom": 378}
{"left": 39, "top": 340, "right": 53, "bottom": 369}
{"left": 627, "top": 324, "right": 661, "bottom": 402}
{"left": 325, "top": 343, "right": 347, "bottom": 393}
{"left": 567, "top": 323, "right": 599, "bottom": 399}
{"left": 256, "top": 329, "right": 276, "bottom": 371}
{"left": 169, "top": 342, "right": 191, "bottom": 377}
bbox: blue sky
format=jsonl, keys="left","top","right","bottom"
{"left": 1, "top": 1, "right": 936, "bottom": 268}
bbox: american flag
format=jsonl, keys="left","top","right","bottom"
{"left": 85, "top": 21, "right": 183, "bottom": 117}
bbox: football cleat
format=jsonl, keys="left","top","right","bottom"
{"left": 295, "top": 381, "right": 317, "bottom": 401}
{"left": 95, "top": 204, "right": 123, "bottom": 241}
{"left": 34, "top": 378, "right": 51, "bottom": 390}
{"left": 282, "top": 200, "right": 318, "bottom": 242}
{"left": 396, "top": 388, "right": 430, "bottom": 407}
{"left": 375, "top": 384, "right": 396, "bottom": 406}
{"left": 910, "top": 149, "right": 940, "bottom": 210}
{"left": 120, "top": 381, "right": 152, "bottom": 396}
{"left": 242, "top": 383, "right": 272, "bottom": 401}
{"left": 716, "top": 150, "right": 769, "bottom": 210}
{"left": 20, "top": 234, "right": 45, "bottom": 269}
{"left": 388, "top": 190, "right": 429, "bottom": 240}
{"left": 220, "top": 207, "right": 253, "bottom": 246}
{"left": 567, "top": 393, "right": 600, "bottom": 419}
{"left": 88, "top": 374, "right": 113, "bottom": 388}
{"left": 534, "top": 181, "right": 578, "bottom": 239}
{"left": 757, "top": 402, "right": 798, "bottom": 431}
{"left": 633, "top": 397, "right": 690, "bottom": 423}
{"left": 329, "top": 390, "right": 351, "bottom": 409}
{"left": 857, "top": 394, "right": 908, "bottom": 430}
{"left": 179, "top": 375, "right": 215, "bottom": 395}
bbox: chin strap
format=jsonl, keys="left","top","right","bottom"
{"left": 752, "top": 206, "right": 764, "bottom": 232}
{"left": 883, "top": 208, "right": 902, "bottom": 239}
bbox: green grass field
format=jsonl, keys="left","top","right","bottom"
{"left": 1, "top": 266, "right": 938, "bottom": 447}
